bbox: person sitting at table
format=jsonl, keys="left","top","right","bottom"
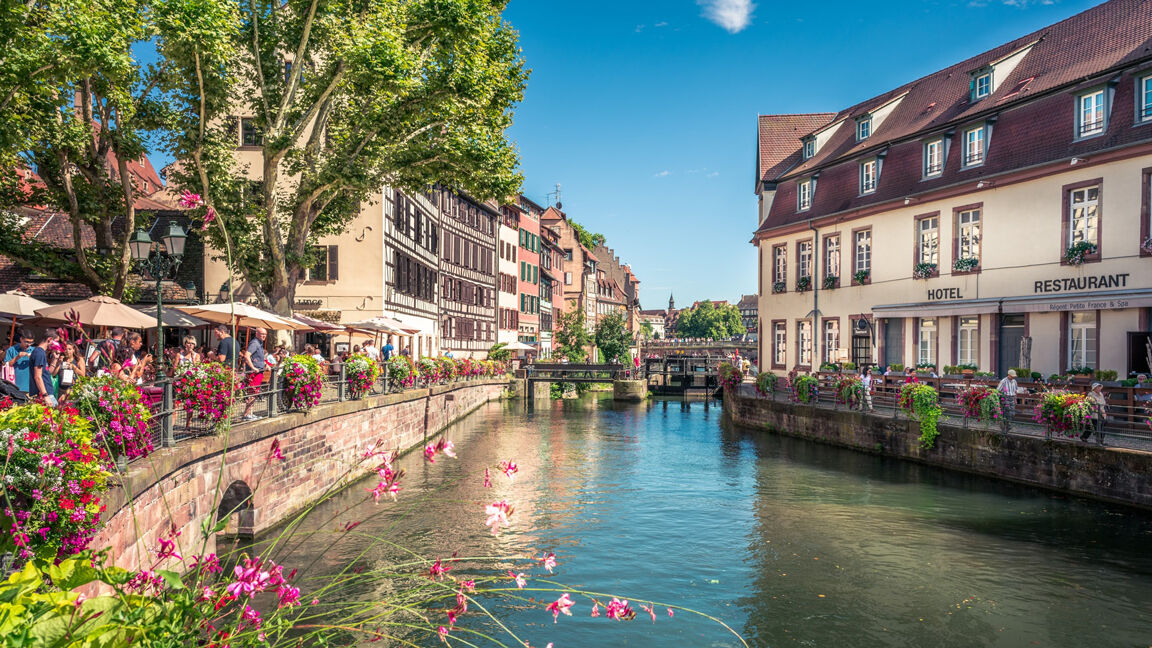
{"left": 175, "top": 336, "right": 201, "bottom": 366}
{"left": 108, "top": 347, "right": 136, "bottom": 382}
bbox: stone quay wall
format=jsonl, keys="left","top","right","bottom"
{"left": 93, "top": 380, "right": 506, "bottom": 572}
{"left": 724, "top": 387, "right": 1152, "bottom": 511}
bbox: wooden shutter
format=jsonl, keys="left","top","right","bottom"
{"left": 327, "top": 246, "right": 339, "bottom": 281}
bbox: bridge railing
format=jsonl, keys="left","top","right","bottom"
{"left": 523, "top": 363, "right": 628, "bottom": 381}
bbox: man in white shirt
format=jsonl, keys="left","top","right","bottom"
{"left": 362, "top": 340, "right": 379, "bottom": 361}
{"left": 997, "top": 369, "right": 1026, "bottom": 432}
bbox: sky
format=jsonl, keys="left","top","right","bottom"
{"left": 499, "top": 0, "right": 1103, "bottom": 309}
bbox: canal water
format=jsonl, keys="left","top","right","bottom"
{"left": 266, "top": 395, "right": 1152, "bottom": 647}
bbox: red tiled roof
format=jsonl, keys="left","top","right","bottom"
{"left": 757, "top": 113, "right": 835, "bottom": 183}
{"left": 756, "top": 0, "right": 1152, "bottom": 234}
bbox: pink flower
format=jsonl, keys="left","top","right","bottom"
{"left": 546, "top": 593, "right": 575, "bottom": 622}
{"left": 269, "top": 439, "right": 285, "bottom": 462}
{"left": 424, "top": 444, "right": 437, "bottom": 462}
{"left": 178, "top": 190, "right": 202, "bottom": 208}
{"left": 436, "top": 438, "right": 456, "bottom": 458}
{"left": 590, "top": 602, "right": 600, "bottom": 617}
{"left": 508, "top": 571, "right": 527, "bottom": 589}
{"left": 485, "top": 501, "right": 513, "bottom": 535}
{"left": 641, "top": 604, "right": 656, "bottom": 622}
{"left": 201, "top": 206, "right": 217, "bottom": 230}
{"left": 499, "top": 459, "right": 518, "bottom": 480}
{"left": 605, "top": 598, "right": 634, "bottom": 620}
{"left": 461, "top": 580, "right": 476, "bottom": 592}
{"left": 539, "top": 552, "right": 557, "bottom": 573}
{"left": 429, "top": 558, "right": 451, "bottom": 580}
{"left": 438, "top": 626, "right": 450, "bottom": 643}
{"left": 668, "top": 607, "right": 674, "bottom": 617}
{"left": 483, "top": 468, "right": 492, "bottom": 488}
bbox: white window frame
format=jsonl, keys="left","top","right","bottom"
{"left": 918, "top": 216, "right": 939, "bottom": 265}
{"left": 860, "top": 159, "right": 877, "bottom": 194}
{"left": 957, "top": 209, "right": 981, "bottom": 265}
{"left": 773, "top": 323, "right": 787, "bottom": 366}
{"left": 1068, "top": 311, "right": 1097, "bottom": 369}
{"left": 963, "top": 125, "right": 986, "bottom": 167}
{"left": 802, "top": 138, "right": 815, "bottom": 160}
{"left": 798, "top": 240, "right": 813, "bottom": 279}
{"left": 917, "top": 318, "right": 937, "bottom": 366}
{"left": 797, "top": 320, "right": 812, "bottom": 366}
{"left": 1077, "top": 89, "right": 1106, "bottom": 138}
{"left": 973, "top": 71, "right": 992, "bottom": 100}
{"left": 854, "top": 230, "right": 871, "bottom": 273}
{"left": 823, "top": 319, "right": 839, "bottom": 364}
{"left": 1140, "top": 74, "right": 1152, "bottom": 123}
{"left": 958, "top": 316, "right": 978, "bottom": 367}
{"left": 824, "top": 236, "right": 840, "bottom": 278}
{"left": 798, "top": 179, "right": 812, "bottom": 211}
{"left": 773, "top": 246, "right": 787, "bottom": 284}
{"left": 857, "top": 117, "right": 872, "bottom": 141}
{"left": 924, "top": 139, "right": 944, "bottom": 177}
{"left": 1069, "top": 186, "right": 1100, "bottom": 247}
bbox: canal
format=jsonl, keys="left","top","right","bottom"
{"left": 264, "top": 395, "right": 1152, "bottom": 647}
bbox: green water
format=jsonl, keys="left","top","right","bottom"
{"left": 268, "top": 395, "right": 1152, "bottom": 647}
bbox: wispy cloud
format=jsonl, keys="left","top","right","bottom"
{"left": 707, "top": 171, "right": 720, "bottom": 178}
{"left": 698, "top": 0, "right": 755, "bottom": 33}
{"left": 655, "top": 21, "right": 669, "bottom": 27}
{"left": 653, "top": 170, "right": 672, "bottom": 178}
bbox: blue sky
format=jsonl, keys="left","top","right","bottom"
{"left": 502, "top": 0, "right": 1102, "bottom": 309}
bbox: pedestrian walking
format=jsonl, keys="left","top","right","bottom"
{"left": 4, "top": 329, "right": 35, "bottom": 393}
{"left": 28, "top": 331, "right": 59, "bottom": 406}
{"left": 996, "top": 369, "right": 1022, "bottom": 433}
{"left": 242, "top": 327, "right": 268, "bottom": 421}
{"left": 1081, "top": 382, "right": 1107, "bottom": 446}
{"left": 861, "top": 366, "right": 875, "bottom": 412}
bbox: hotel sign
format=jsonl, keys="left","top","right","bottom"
{"left": 1033, "top": 273, "right": 1129, "bottom": 294}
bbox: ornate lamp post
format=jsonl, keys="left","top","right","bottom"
{"left": 130, "top": 222, "right": 187, "bottom": 374}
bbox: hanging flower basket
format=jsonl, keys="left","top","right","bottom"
{"left": 795, "top": 276, "right": 812, "bottom": 292}
{"left": 953, "top": 256, "right": 979, "bottom": 272}
{"left": 1033, "top": 391, "right": 1095, "bottom": 436}
{"left": 345, "top": 353, "right": 381, "bottom": 399}
{"left": 823, "top": 275, "right": 839, "bottom": 290}
{"left": 791, "top": 374, "right": 819, "bottom": 404}
{"left": 173, "top": 362, "right": 243, "bottom": 432}
{"left": 1065, "top": 241, "right": 1097, "bottom": 265}
{"left": 957, "top": 384, "right": 1003, "bottom": 426}
{"left": 387, "top": 355, "right": 417, "bottom": 391}
{"left": 755, "top": 372, "right": 778, "bottom": 397}
{"left": 282, "top": 355, "right": 323, "bottom": 411}
{"left": 718, "top": 362, "right": 743, "bottom": 390}
{"left": 913, "top": 262, "right": 937, "bottom": 279}
{"left": 68, "top": 375, "right": 154, "bottom": 462}
{"left": 772, "top": 281, "right": 786, "bottom": 294}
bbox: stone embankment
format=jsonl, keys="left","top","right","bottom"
{"left": 725, "top": 386, "right": 1152, "bottom": 511}
{"left": 94, "top": 380, "right": 506, "bottom": 571}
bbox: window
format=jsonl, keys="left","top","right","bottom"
{"left": 860, "top": 159, "right": 877, "bottom": 194}
{"left": 798, "top": 240, "right": 813, "bottom": 279}
{"left": 1140, "top": 75, "right": 1152, "bottom": 122}
{"left": 797, "top": 321, "right": 812, "bottom": 366}
{"left": 1068, "top": 311, "right": 1097, "bottom": 369}
{"left": 306, "top": 245, "right": 337, "bottom": 281}
{"left": 854, "top": 229, "right": 872, "bottom": 275}
{"left": 1069, "top": 185, "right": 1100, "bottom": 247}
{"left": 773, "top": 245, "right": 787, "bottom": 285}
{"left": 857, "top": 117, "right": 872, "bottom": 141}
{"left": 963, "top": 126, "right": 986, "bottom": 167}
{"left": 802, "top": 138, "right": 815, "bottom": 160}
{"left": 824, "top": 236, "right": 840, "bottom": 279}
{"left": 972, "top": 71, "right": 992, "bottom": 100}
{"left": 1077, "top": 89, "right": 1105, "bottom": 137}
{"left": 798, "top": 179, "right": 812, "bottom": 211}
{"left": 917, "top": 318, "right": 936, "bottom": 366}
{"left": 563, "top": 249, "right": 573, "bottom": 261}
{"left": 240, "top": 118, "right": 263, "bottom": 147}
{"left": 918, "top": 215, "right": 939, "bottom": 265}
{"left": 958, "top": 316, "right": 978, "bottom": 367}
{"left": 924, "top": 139, "right": 944, "bottom": 177}
{"left": 564, "top": 272, "right": 572, "bottom": 285}
{"left": 823, "top": 319, "right": 839, "bottom": 364}
{"left": 773, "top": 322, "right": 787, "bottom": 366}
{"left": 946, "top": 209, "right": 976, "bottom": 270}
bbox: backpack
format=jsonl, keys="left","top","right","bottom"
{"left": 88, "top": 339, "right": 119, "bottom": 371}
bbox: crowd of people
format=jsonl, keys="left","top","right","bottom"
{"left": 2, "top": 324, "right": 407, "bottom": 414}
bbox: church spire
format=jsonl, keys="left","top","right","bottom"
{"left": 668, "top": 293, "right": 675, "bottom": 311}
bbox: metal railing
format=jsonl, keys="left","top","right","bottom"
{"left": 742, "top": 371, "right": 1152, "bottom": 449}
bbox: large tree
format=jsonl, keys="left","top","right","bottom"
{"left": 553, "top": 308, "right": 591, "bottom": 362}
{"left": 594, "top": 311, "right": 631, "bottom": 364}
{"left": 676, "top": 300, "right": 745, "bottom": 340}
{"left": 0, "top": 0, "right": 172, "bottom": 298}
{"left": 163, "top": 0, "right": 528, "bottom": 315}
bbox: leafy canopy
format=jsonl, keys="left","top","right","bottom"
{"left": 553, "top": 308, "right": 591, "bottom": 362}
{"left": 594, "top": 312, "right": 632, "bottom": 364}
{"left": 676, "top": 300, "right": 745, "bottom": 339}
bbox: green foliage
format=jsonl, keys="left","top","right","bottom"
{"left": 795, "top": 276, "right": 812, "bottom": 292}
{"left": 1009, "top": 367, "right": 1032, "bottom": 380}
{"left": 554, "top": 309, "right": 591, "bottom": 362}
{"left": 943, "top": 364, "right": 978, "bottom": 375}
{"left": 717, "top": 362, "right": 743, "bottom": 390}
{"left": 899, "top": 382, "right": 943, "bottom": 448}
{"left": 638, "top": 320, "right": 655, "bottom": 341}
{"left": 675, "top": 300, "right": 745, "bottom": 340}
{"left": 1094, "top": 369, "right": 1118, "bottom": 382}
{"left": 852, "top": 269, "right": 870, "bottom": 284}
{"left": 487, "top": 342, "right": 511, "bottom": 362}
{"left": 568, "top": 219, "right": 605, "bottom": 251}
{"left": 819, "top": 362, "right": 838, "bottom": 372}
{"left": 913, "top": 262, "right": 937, "bottom": 279}
{"left": 594, "top": 312, "right": 632, "bottom": 364}
{"left": 842, "top": 361, "right": 856, "bottom": 370}
{"left": 792, "top": 375, "right": 819, "bottom": 404}
{"left": 754, "top": 372, "right": 778, "bottom": 397}
{"left": 889, "top": 363, "right": 905, "bottom": 372}
{"left": 1065, "top": 241, "right": 1097, "bottom": 265}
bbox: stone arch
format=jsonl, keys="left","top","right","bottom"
{"left": 216, "top": 480, "right": 253, "bottom": 523}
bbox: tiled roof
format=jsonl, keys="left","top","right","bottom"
{"left": 737, "top": 294, "right": 758, "bottom": 309}
{"left": 757, "top": 113, "right": 835, "bottom": 183}
{"left": 756, "top": 0, "right": 1152, "bottom": 234}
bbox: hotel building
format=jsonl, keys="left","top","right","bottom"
{"left": 754, "top": 0, "right": 1152, "bottom": 378}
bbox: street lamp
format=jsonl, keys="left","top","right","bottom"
{"left": 131, "top": 222, "right": 187, "bottom": 375}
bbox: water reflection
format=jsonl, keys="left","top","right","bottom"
{"left": 262, "top": 395, "right": 1152, "bottom": 647}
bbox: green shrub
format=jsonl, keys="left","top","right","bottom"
{"left": 898, "top": 382, "right": 944, "bottom": 448}
{"left": 754, "top": 372, "right": 778, "bottom": 397}
{"left": 1094, "top": 369, "right": 1118, "bottom": 381}
{"left": 842, "top": 361, "right": 857, "bottom": 370}
{"left": 890, "top": 363, "right": 905, "bottom": 372}
{"left": 819, "top": 362, "right": 838, "bottom": 372}
{"left": 1009, "top": 367, "right": 1031, "bottom": 379}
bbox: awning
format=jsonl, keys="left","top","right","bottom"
{"left": 872, "top": 289, "right": 1152, "bottom": 318}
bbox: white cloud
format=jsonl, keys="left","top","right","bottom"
{"left": 655, "top": 21, "right": 669, "bottom": 27}
{"left": 698, "top": 0, "right": 755, "bottom": 33}
{"left": 707, "top": 171, "right": 720, "bottom": 178}
{"left": 653, "top": 170, "right": 672, "bottom": 177}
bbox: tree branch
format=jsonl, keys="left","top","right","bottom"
{"left": 248, "top": 0, "right": 272, "bottom": 121}
{"left": 275, "top": 0, "right": 321, "bottom": 130}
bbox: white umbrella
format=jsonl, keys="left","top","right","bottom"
{"left": 136, "top": 305, "right": 212, "bottom": 329}
{"left": 176, "top": 302, "right": 309, "bottom": 331}
{"left": 0, "top": 290, "right": 49, "bottom": 317}
{"left": 344, "top": 317, "right": 405, "bottom": 335}
{"left": 501, "top": 341, "right": 536, "bottom": 351}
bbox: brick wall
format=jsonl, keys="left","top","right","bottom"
{"left": 93, "top": 380, "right": 506, "bottom": 572}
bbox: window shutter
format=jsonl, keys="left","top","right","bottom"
{"left": 328, "top": 246, "right": 339, "bottom": 281}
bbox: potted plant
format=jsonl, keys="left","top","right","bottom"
{"left": 772, "top": 281, "right": 786, "bottom": 294}
{"left": 912, "top": 262, "right": 937, "bottom": 279}
{"left": 842, "top": 361, "right": 857, "bottom": 373}
{"left": 796, "top": 276, "right": 812, "bottom": 292}
{"left": 1142, "top": 236, "right": 1152, "bottom": 255}
{"left": 823, "top": 274, "right": 838, "bottom": 290}
{"left": 915, "top": 363, "right": 936, "bottom": 376}
{"left": 1094, "top": 369, "right": 1120, "bottom": 386}
{"left": 852, "top": 269, "right": 870, "bottom": 285}
{"left": 1065, "top": 241, "right": 1097, "bottom": 265}
{"left": 889, "top": 363, "right": 906, "bottom": 375}
{"left": 953, "top": 256, "right": 979, "bottom": 272}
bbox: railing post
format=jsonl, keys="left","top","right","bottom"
{"left": 162, "top": 380, "right": 176, "bottom": 448}
{"left": 267, "top": 366, "right": 280, "bottom": 417}
{"left": 338, "top": 364, "right": 347, "bottom": 401}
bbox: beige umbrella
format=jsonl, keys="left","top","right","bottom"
{"left": 34, "top": 295, "right": 157, "bottom": 329}
{"left": 344, "top": 317, "right": 405, "bottom": 335}
{"left": 135, "top": 305, "right": 212, "bottom": 329}
{"left": 0, "top": 290, "right": 50, "bottom": 345}
{"left": 176, "top": 302, "right": 309, "bottom": 331}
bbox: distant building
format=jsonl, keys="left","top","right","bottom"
{"left": 497, "top": 204, "right": 519, "bottom": 346}
{"left": 737, "top": 294, "right": 758, "bottom": 339}
{"left": 437, "top": 190, "right": 498, "bottom": 359}
{"left": 539, "top": 224, "right": 563, "bottom": 356}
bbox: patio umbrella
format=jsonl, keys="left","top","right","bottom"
{"left": 176, "top": 302, "right": 309, "bottom": 331}
{"left": 34, "top": 295, "right": 157, "bottom": 329}
{"left": 135, "top": 305, "right": 212, "bottom": 329}
{"left": 291, "top": 313, "right": 346, "bottom": 331}
{"left": 0, "top": 290, "right": 49, "bottom": 345}
{"left": 501, "top": 341, "right": 536, "bottom": 351}
{"left": 344, "top": 317, "right": 405, "bottom": 335}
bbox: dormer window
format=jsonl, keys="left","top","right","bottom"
{"left": 923, "top": 138, "right": 944, "bottom": 178}
{"left": 802, "top": 137, "right": 815, "bottom": 160}
{"left": 798, "top": 178, "right": 813, "bottom": 211}
{"left": 1076, "top": 89, "right": 1106, "bottom": 138}
{"left": 860, "top": 159, "right": 877, "bottom": 194}
{"left": 962, "top": 124, "right": 987, "bottom": 167}
{"left": 972, "top": 70, "right": 993, "bottom": 101}
{"left": 856, "top": 117, "right": 872, "bottom": 141}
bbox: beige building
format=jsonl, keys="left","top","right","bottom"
{"left": 754, "top": 0, "right": 1152, "bottom": 378}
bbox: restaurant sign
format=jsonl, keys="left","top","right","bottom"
{"left": 1033, "top": 273, "right": 1129, "bottom": 294}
